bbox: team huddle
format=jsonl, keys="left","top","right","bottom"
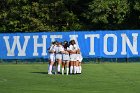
{"left": 48, "top": 40, "right": 83, "bottom": 75}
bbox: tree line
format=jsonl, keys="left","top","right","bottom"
{"left": 0, "top": 0, "right": 140, "bottom": 32}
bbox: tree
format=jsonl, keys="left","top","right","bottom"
{"left": 82, "top": 0, "right": 129, "bottom": 30}
{"left": 0, "top": 0, "right": 83, "bottom": 32}
{"left": 124, "top": 0, "right": 140, "bottom": 29}
{"left": 47, "top": 0, "right": 82, "bottom": 31}
{"left": 0, "top": 0, "right": 140, "bottom": 32}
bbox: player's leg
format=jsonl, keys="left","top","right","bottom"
{"left": 73, "top": 61, "right": 77, "bottom": 74}
{"left": 48, "top": 56, "right": 55, "bottom": 74}
{"left": 76, "top": 60, "right": 79, "bottom": 74}
{"left": 62, "top": 54, "right": 66, "bottom": 75}
{"left": 52, "top": 55, "right": 57, "bottom": 74}
{"left": 62, "top": 61, "right": 65, "bottom": 75}
{"left": 48, "top": 59, "right": 51, "bottom": 73}
{"left": 57, "top": 59, "right": 62, "bottom": 74}
{"left": 70, "top": 54, "right": 74, "bottom": 74}
{"left": 55, "top": 54, "right": 62, "bottom": 74}
{"left": 70, "top": 61, "right": 74, "bottom": 74}
{"left": 53, "top": 62, "right": 57, "bottom": 74}
{"left": 76, "top": 54, "right": 80, "bottom": 74}
{"left": 48, "top": 61, "right": 55, "bottom": 74}
{"left": 66, "top": 60, "right": 69, "bottom": 75}
{"left": 78, "top": 62, "right": 82, "bottom": 74}
{"left": 78, "top": 55, "right": 83, "bottom": 74}
{"left": 73, "top": 54, "right": 78, "bottom": 74}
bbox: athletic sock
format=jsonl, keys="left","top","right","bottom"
{"left": 54, "top": 66, "right": 57, "bottom": 74}
{"left": 66, "top": 67, "right": 69, "bottom": 75}
{"left": 77, "top": 66, "right": 80, "bottom": 73}
{"left": 76, "top": 67, "right": 79, "bottom": 73}
{"left": 58, "top": 64, "right": 61, "bottom": 72}
{"left": 74, "top": 66, "right": 76, "bottom": 74}
{"left": 48, "top": 65, "right": 52, "bottom": 74}
{"left": 79, "top": 66, "right": 82, "bottom": 73}
{"left": 62, "top": 68, "right": 64, "bottom": 75}
{"left": 70, "top": 66, "right": 73, "bottom": 74}
{"left": 53, "top": 66, "right": 57, "bottom": 74}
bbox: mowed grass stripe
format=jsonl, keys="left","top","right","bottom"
{"left": 0, "top": 63, "right": 140, "bottom": 93}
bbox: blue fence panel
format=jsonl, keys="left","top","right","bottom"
{"left": 0, "top": 30, "right": 140, "bottom": 59}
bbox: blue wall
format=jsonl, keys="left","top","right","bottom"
{"left": 0, "top": 30, "right": 140, "bottom": 59}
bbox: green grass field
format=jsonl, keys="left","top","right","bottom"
{"left": 0, "top": 63, "right": 140, "bottom": 93}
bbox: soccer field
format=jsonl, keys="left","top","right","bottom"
{"left": 0, "top": 63, "right": 140, "bottom": 93}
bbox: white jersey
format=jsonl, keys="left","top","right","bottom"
{"left": 48, "top": 45, "right": 55, "bottom": 62}
{"left": 62, "top": 47, "right": 70, "bottom": 61}
{"left": 69, "top": 44, "right": 79, "bottom": 61}
{"left": 77, "top": 53, "right": 83, "bottom": 62}
{"left": 54, "top": 45, "right": 64, "bottom": 60}
{"left": 49, "top": 45, "right": 55, "bottom": 54}
{"left": 76, "top": 46, "right": 83, "bottom": 62}
{"left": 69, "top": 44, "right": 78, "bottom": 52}
{"left": 54, "top": 45, "right": 64, "bottom": 54}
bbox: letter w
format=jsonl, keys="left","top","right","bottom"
{"left": 3, "top": 36, "right": 30, "bottom": 56}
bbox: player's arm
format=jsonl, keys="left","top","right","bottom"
{"left": 60, "top": 46, "right": 65, "bottom": 54}
{"left": 49, "top": 46, "right": 55, "bottom": 53}
{"left": 68, "top": 45, "right": 76, "bottom": 54}
{"left": 69, "top": 50, "right": 76, "bottom": 54}
{"left": 49, "top": 49, "right": 55, "bottom": 53}
{"left": 69, "top": 49, "right": 77, "bottom": 54}
{"left": 49, "top": 50, "right": 55, "bottom": 53}
{"left": 76, "top": 49, "right": 80, "bottom": 54}
{"left": 48, "top": 45, "right": 51, "bottom": 52}
{"left": 47, "top": 47, "right": 50, "bottom": 50}
{"left": 64, "top": 49, "right": 69, "bottom": 54}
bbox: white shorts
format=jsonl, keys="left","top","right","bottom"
{"left": 77, "top": 54, "right": 83, "bottom": 62}
{"left": 49, "top": 54, "right": 55, "bottom": 62}
{"left": 70, "top": 54, "right": 77, "bottom": 61}
{"left": 63, "top": 54, "right": 70, "bottom": 61}
{"left": 55, "top": 54, "right": 62, "bottom": 60}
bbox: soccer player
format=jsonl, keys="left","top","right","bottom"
{"left": 48, "top": 41, "right": 56, "bottom": 75}
{"left": 62, "top": 41, "right": 70, "bottom": 75}
{"left": 76, "top": 49, "right": 83, "bottom": 74}
{"left": 69, "top": 40, "right": 79, "bottom": 74}
{"left": 54, "top": 41, "right": 64, "bottom": 74}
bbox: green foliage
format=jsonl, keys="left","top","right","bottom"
{"left": 134, "top": 1, "right": 140, "bottom": 19}
{"left": 83, "top": 0, "right": 129, "bottom": 29}
{"left": 0, "top": 0, "right": 140, "bottom": 32}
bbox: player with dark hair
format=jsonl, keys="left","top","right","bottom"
{"left": 48, "top": 41, "right": 56, "bottom": 75}
{"left": 69, "top": 40, "right": 79, "bottom": 74}
{"left": 76, "top": 49, "right": 83, "bottom": 74}
{"left": 54, "top": 41, "right": 64, "bottom": 74}
{"left": 62, "top": 41, "right": 70, "bottom": 75}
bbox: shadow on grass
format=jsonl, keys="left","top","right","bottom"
{"left": 31, "top": 72, "right": 81, "bottom": 75}
{"left": 31, "top": 72, "right": 48, "bottom": 74}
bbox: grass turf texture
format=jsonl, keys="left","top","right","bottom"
{"left": 0, "top": 63, "right": 140, "bottom": 93}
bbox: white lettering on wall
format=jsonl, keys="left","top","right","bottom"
{"left": 85, "top": 34, "right": 100, "bottom": 55}
{"left": 50, "top": 35, "right": 62, "bottom": 42}
{"left": 121, "top": 33, "right": 138, "bottom": 55}
{"left": 33, "top": 35, "right": 47, "bottom": 56}
{"left": 3, "top": 36, "right": 30, "bottom": 56}
{"left": 104, "top": 34, "right": 117, "bottom": 55}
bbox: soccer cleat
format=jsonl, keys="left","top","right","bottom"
{"left": 48, "top": 72, "right": 52, "bottom": 75}
{"left": 62, "top": 72, "right": 64, "bottom": 75}
{"left": 54, "top": 72, "right": 57, "bottom": 75}
{"left": 74, "top": 73, "right": 76, "bottom": 75}
{"left": 69, "top": 73, "right": 73, "bottom": 75}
